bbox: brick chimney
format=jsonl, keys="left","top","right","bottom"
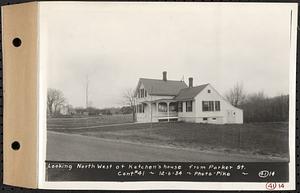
{"left": 189, "top": 77, "right": 193, "bottom": 87}
{"left": 163, "top": 71, "right": 167, "bottom": 81}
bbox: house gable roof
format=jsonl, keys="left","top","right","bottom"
{"left": 174, "top": 84, "right": 209, "bottom": 100}
{"left": 137, "top": 78, "right": 188, "bottom": 96}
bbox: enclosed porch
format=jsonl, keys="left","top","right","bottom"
{"left": 136, "top": 99, "right": 179, "bottom": 122}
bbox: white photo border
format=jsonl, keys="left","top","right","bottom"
{"left": 37, "top": 2, "right": 298, "bottom": 190}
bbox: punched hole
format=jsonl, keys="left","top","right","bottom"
{"left": 12, "top": 38, "right": 22, "bottom": 47}
{"left": 11, "top": 141, "right": 20, "bottom": 150}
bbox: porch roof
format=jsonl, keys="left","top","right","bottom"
{"left": 140, "top": 98, "right": 178, "bottom": 104}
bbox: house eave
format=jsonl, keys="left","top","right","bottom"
{"left": 149, "top": 93, "right": 177, "bottom": 97}
{"left": 174, "top": 98, "right": 195, "bottom": 101}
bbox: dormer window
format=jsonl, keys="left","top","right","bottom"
{"left": 208, "top": 89, "right": 211, "bottom": 93}
{"left": 138, "top": 88, "right": 147, "bottom": 98}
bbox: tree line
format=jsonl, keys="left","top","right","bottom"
{"left": 48, "top": 85, "right": 289, "bottom": 123}
{"left": 47, "top": 88, "right": 133, "bottom": 117}
{"left": 226, "top": 83, "right": 289, "bottom": 123}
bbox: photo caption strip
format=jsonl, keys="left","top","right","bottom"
{"left": 46, "top": 161, "right": 288, "bottom": 182}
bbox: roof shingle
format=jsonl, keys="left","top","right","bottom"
{"left": 174, "top": 84, "right": 209, "bottom": 100}
{"left": 139, "top": 78, "right": 188, "bottom": 96}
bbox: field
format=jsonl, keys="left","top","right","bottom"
{"left": 47, "top": 115, "right": 289, "bottom": 160}
{"left": 47, "top": 114, "right": 133, "bottom": 129}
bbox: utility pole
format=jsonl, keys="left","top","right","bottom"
{"left": 150, "top": 86, "right": 153, "bottom": 128}
{"left": 86, "top": 75, "right": 89, "bottom": 109}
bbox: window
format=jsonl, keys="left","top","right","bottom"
{"left": 137, "top": 104, "right": 144, "bottom": 113}
{"left": 209, "top": 101, "right": 214, "bottom": 111}
{"left": 208, "top": 89, "right": 211, "bottom": 93}
{"left": 215, "top": 101, "right": 220, "bottom": 111}
{"left": 202, "top": 101, "right": 209, "bottom": 111}
{"left": 178, "top": 102, "right": 183, "bottom": 112}
{"left": 212, "top": 118, "right": 216, "bottom": 120}
{"left": 141, "top": 89, "right": 144, "bottom": 98}
{"left": 137, "top": 90, "right": 140, "bottom": 98}
{"left": 169, "top": 102, "right": 177, "bottom": 112}
{"left": 202, "top": 101, "right": 214, "bottom": 111}
{"left": 141, "top": 104, "right": 145, "bottom": 113}
{"left": 145, "top": 90, "right": 147, "bottom": 97}
{"left": 186, "top": 101, "right": 193, "bottom": 112}
{"left": 158, "top": 102, "right": 167, "bottom": 112}
{"left": 203, "top": 117, "right": 208, "bottom": 121}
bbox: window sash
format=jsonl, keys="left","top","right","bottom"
{"left": 202, "top": 101, "right": 209, "bottom": 111}
{"left": 186, "top": 101, "right": 193, "bottom": 112}
{"left": 202, "top": 101, "right": 215, "bottom": 112}
{"left": 137, "top": 104, "right": 144, "bottom": 113}
{"left": 209, "top": 101, "right": 214, "bottom": 111}
{"left": 178, "top": 102, "right": 183, "bottom": 112}
{"left": 215, "top": 101, "right": 220, "bottom": 111}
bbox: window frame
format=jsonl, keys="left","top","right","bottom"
{"left": 208, "top": 101, "right": 214, "bottom": 111}
{"left": 178, "top": 101, "right": 183, "bottom": 112}
{"left": 137, "top": 104, "right": 145, "bottom": 113}
{"left": 202, "top": 101, "right": 215, "bottom": 112}
{"left": 215, "top": 101, "right": 220, "bottom": 111}
{"left": 202, "top": 101, "right": 209, "bottom": 111}
{"left": 186, "top": 100, "right": 193, "bottom": 112}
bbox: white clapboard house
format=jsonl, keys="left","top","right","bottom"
{"left": 134, "top": 71, "right": 243, "bottom": 124}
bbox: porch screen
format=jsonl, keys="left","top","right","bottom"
{"left": 169, "top": 102, "right": 177, "bottom": 112}
{"left": 158, "top": 102, "right": 167, "bottom": 112}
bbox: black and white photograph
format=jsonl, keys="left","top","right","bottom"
{"left": 39, "top": 2, "right": 297, "bottom": 190}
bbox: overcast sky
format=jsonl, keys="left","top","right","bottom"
{"left": 40, "top": 2, "right": 293, "bottom": 108}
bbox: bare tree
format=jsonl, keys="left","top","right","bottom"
{"left": 47, "top": 88, "right": 66, "bottom": 116}
{"left": 123, "top": 88, "right": 136, "bottom": 122}
{"left": 226, "top": 82, "right": 246, "bottom": 107}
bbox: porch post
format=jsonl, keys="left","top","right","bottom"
{"left": 167, "top": 102, "right": 170, "bottom": 122}
{"left": 156, "top": 102, "right": 159, "bottom": 119}
{"left": 150, "top": 102, "right": 152, "bottom": 123}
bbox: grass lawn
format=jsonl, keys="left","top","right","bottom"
{"left": 47, "top": 114, "right": 133, "bottom": 129}
{"left": 48, "top": 117, "right": 289, "bottom": 159}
